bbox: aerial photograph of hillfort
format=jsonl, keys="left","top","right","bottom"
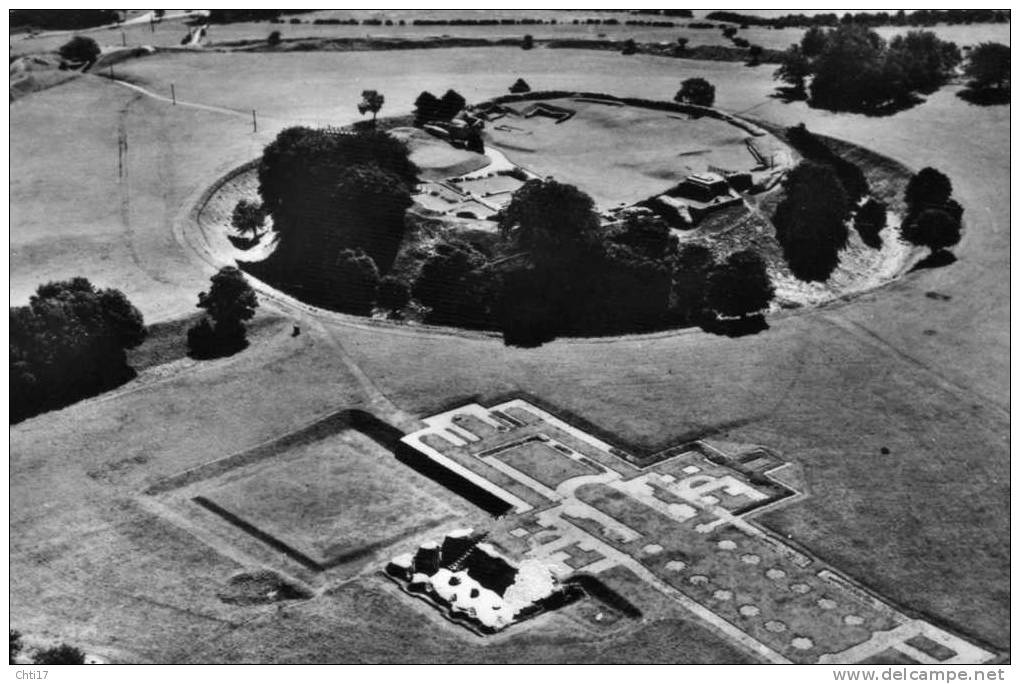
{"left": 8, "top": 8, "right": 1011, "bottom": 668}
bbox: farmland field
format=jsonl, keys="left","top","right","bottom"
{"left": 9, "top": 16, "right": 1009, "bottom": 665}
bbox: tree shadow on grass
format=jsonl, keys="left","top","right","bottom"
{"left": 699, "top": 313, "right": 769, "bottom": 338}
{"left": 228, "top": 233, "right": 262, "bottom": 250}
{"left": 770, "top": 86, "right": 808, "bottom": 103}
{"left": 801, "top": 93, "right": 925, "bottom": 117}
{"left": 957, "top": 87, "right": 1010, "bottom": 106}
{"left": 909, "top": 250, "right": 957, "bottom": 273}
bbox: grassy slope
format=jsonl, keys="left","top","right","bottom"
{"left": 10, "top": 47, "right": 1009, "bottom": 660}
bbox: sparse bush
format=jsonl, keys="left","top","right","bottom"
{"left": 231, "top": 199, "right": 265, "bottom": 238}
{"left": 357, "top": 89, "right": 385, "bottom": 126}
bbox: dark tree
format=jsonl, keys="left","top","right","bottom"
{"left": 497, "top": 265, "right": 560, "bottom": 347}
{"left": 11, "top": 278, "right": 146, "bottom": 422}
{"left": 33, "top": 644, "right": 86, "bottom": 665}
{"left": 747, "top": 44, "right": 764, "bottom": 65}
{"left": 772, "top": 161, "right": 850, "bottom": 282}
{"left": 331, "top": 163, "right": 414, "bottom": 273}
{"left": 332, "top": 249, "right": 380, "bottom": 315}
{"left": 257, "top": 127, "right": 416, "bottom": 271}
{"left": 499, "top": 179, "right": 601, "bottom": 260}
{"left": 705, "top": 250, "right": 775, "bottom": 319}
{"left": 785, "top": 123, "right": 868, "bottom": 202}
{"left": 357, "top": 89, "right": 385, "bottom": 126}
{"left": 258, "top": 127, "right": 417, "bottom": 227}
{"left": 901, "top": 208, "right": 961, "bottom": 254}
{"left": 964, "top": 42, "right": 1010, "bottom": 91}
{"left": 608, "top": 213, "right": 678, "bottom": 262}
{"left": 774, "top": 46, "right": 812, "bottom": 95}
{"left": 509, "top": 78, "right": 531, "bottom": 94}
{"left": 854, "top": 198, "right": 887, "bottom": 249}
{"left": 414, "top": 91, "right": 441, "bottom": 125}
{"left": 671, "top": 243, "right": 715, "bottom": 323}
{"left": 675, "top": 77, "right": 716, "bottom": 107}
{"left": 413, "top": 240, "right": 490, "bottom": 327}
{"left": 522, "top": 34, "right": 534, "bottom": 50}
{"left": 231, "top": 199, "right": 265, "bottom": 238}
{"left": 886, "top": 30, "right": 961, "bottom": 94}
{"left": 904, "top": 167, "right": 952, "bottom": 210}
{"left": 438, "top": 89, "right": 467, "bottom": 121}
{"left": 621, "top": 38, "right": 637, "bottom": 55}
{"left": 190, "top": 266, "right": 258, "bottom": 356}
{"left": 58, "top": 36, "right": 101, "bottom": 65}
{"left": 800, "top": 24, "right": 960, "bottom": 112}
{"left": 722, "top": 26, "right": 738, "bottom": 39}
{"left": 377, "top": 275, "right": 411, "bottom": 313}
{"left": 267, "top": 30, "right": 282, "bottom": 46}
{"left": 10, "top": 631, "right": 23, "bottom": 665}
{"left": 808, "top": 24, "right": 894, "bottom": 111}
{"left": 801, "top": 25, "right": 829, "bottom": 57}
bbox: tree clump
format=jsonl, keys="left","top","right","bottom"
{"left": 11, "top": 278, "right": 146, "bottom": 422}
{"left": 900, "top": 167, "right": 963, "bottom": 256}
{"left": 773, "top": 161, "right": 851, "bottom": 282}
{"left": 499, "top": 178, "right": 601, "bottom": 260}
{"left": 705, "top": 250, "right": 775, "bottom": 319}
{"left": 58, "top": 35, "right": 101, "bottom": 65}
{"left": 775, "top": 24, "right": 961, "bottom": 113}
{"left": 252, "top": 126, "right": 416, "bottom": 309}
{"left": 188, "top": 266, "right": 259, "bottom": 358}
{"left": 413, "top": 239, "right": 492, "bottom": 327}
{"left": 675, "top": 77, "right": 716, "bottom": 108}
{"left": 962, "top": 42, "right": 1009, "bottom": 101}
{"left": 413, "top": 89, "right": 466, "bottom": 125}
{"left": 331, "top": 249, "right": 381, "bottom": 315}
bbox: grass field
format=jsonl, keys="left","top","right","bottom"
{"left": 486, "top": 98, "right": 774, "bottom": 207}
{"left": 200, "top": 429, "right": 473, "bottom": 563}
{"left": 491, "top": 440, "right": 598, "bottom": 489}
{"left": 10, "top": 12, "right": 1008, "bottom": 59}
{"left": 9, "top": 37, "right": 1009, "bottom": 662}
